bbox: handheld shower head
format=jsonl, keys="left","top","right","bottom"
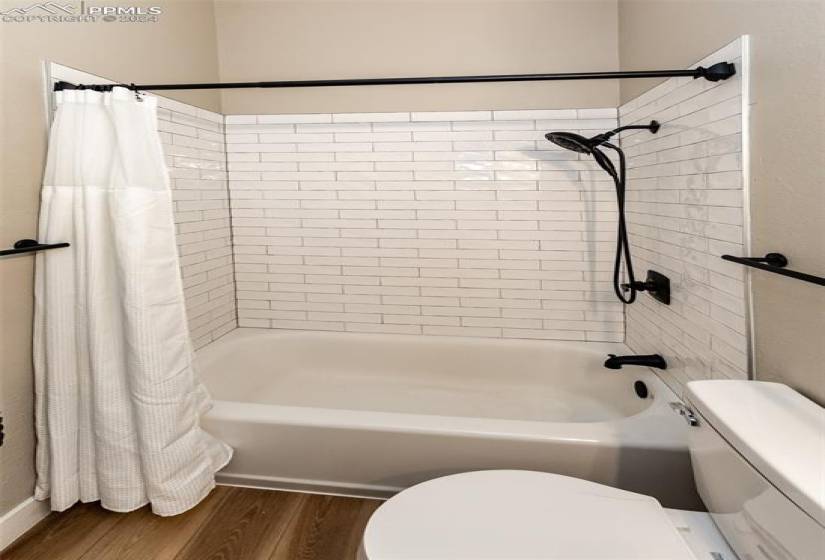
{"left": 543, "top": 131, "right": 594, "bottom": 154}
{"left": 545, "top": 120, "right": 660, "bottom": 154}
{"left": 543, "top": 120, "right": 661, "bottom": 305}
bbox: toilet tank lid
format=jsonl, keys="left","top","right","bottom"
{"left": 686, "top": 380, "right": 825, "bottom": 527}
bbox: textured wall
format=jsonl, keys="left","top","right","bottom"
{"left": 620, "top": 39, "right": 747, "bottom": 397}
{"left": 619, "top": 0, "right": 825, "bottom": 404}
{"left": 225, "top": 108, "right": 625, "bottom": 341}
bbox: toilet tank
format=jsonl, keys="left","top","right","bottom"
{"left": 684, "top": 380, "right": 825, "bottom": 560}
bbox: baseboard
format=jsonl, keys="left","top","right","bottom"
{"left": 0, "top": 497, "right": 51, "bottom": 551}
{"left": 216, "top": 472, "right": 394, "bottom": 500}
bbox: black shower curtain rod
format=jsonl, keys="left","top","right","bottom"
{"left": 53, "top": 62, "right": 735, "bottom": 92}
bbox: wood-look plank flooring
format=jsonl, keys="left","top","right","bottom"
{"left": 3, "top": 487, "right": 381, "bottom": 560}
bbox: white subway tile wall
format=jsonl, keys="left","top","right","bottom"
{"left": 225, "top": 108, "right": 626, "bottom": 341}
{"left": 619, "top": 38, "right": 748, "bottom": 395}
{"left": 157, "top": 97, "right": 237, "bottom": 348}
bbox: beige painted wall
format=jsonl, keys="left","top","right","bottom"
{"left": 214, "top": 0, "right": 620, "bottom": 114}
{"left": 619, "top": 0, "right": 825, "bottom": 404}
{"left": 0, "top": 0, "right": 221, "bottom": 516}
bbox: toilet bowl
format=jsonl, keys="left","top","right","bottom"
{"left": 360, "top": 380, "right": 825, "bottom": 560}
{"left": 360, "top": 470, "right": 702, "bottom": 559}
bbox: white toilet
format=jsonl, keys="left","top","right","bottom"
{"left": 360, "top": 380, "right": 825, "bottom": 559}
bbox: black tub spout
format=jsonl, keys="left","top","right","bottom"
{"left": 604, "top": 354, "right": 667, "bottom": 370}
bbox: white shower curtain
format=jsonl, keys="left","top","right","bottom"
{"left": 33, "top": 87, "right": 232, "bottom": 516}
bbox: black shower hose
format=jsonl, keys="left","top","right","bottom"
{"left": 591, "top": 142, "right": 638, "bottom": 304}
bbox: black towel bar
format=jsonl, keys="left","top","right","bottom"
{"left": 721, "top": 253, "right": 825, "bottom": 287}
{"left": 0, "top": 239, "right": 71, "bottom": 257}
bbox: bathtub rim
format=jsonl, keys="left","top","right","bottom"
{"left": 205, "top": 371, "right": 687, "bottom": 451}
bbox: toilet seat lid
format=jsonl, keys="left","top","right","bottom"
{"left": 362, "top": 470, "right": 696, "bottom": 560}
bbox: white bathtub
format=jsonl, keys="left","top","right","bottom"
{"left": 198, "top": 328, "right": 701, "bottom": 509}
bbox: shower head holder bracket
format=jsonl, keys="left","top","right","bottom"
{"left": 622, "top": 270, "right": 670, "bottom": 305}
